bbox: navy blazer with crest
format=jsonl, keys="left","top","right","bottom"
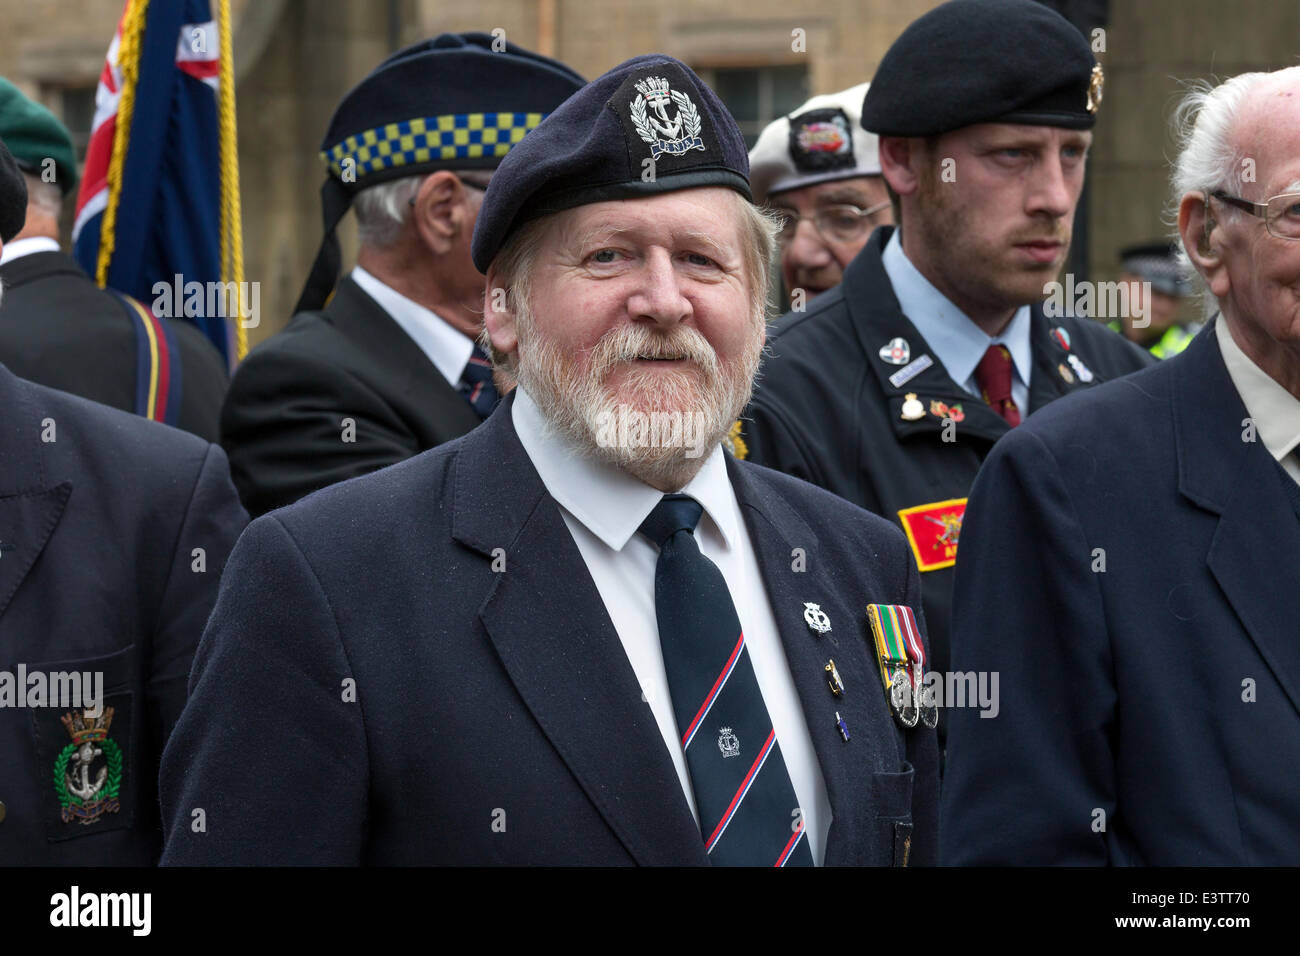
{"left": 941, "top": 320, "right": 1300, "bottom": 865}
{"left": 160, "top": 392, "right": 938, "bottom": 865}
{"left": 0, "top": 365, "right": 247, "bottom": 865}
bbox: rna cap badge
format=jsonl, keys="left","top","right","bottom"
{"left": 630, "top": 75, "right": 705, "bottom": 159}
{"left": 54, "top": 709, "right": 123, "bottom": 825}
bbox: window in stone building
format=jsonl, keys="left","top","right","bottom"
{"left": 49, "top": 84, "right": 97, "bottom": 162}
{"left": 694, "top": 65, "right": 809, "bottom": 148}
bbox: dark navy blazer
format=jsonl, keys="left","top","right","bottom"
{"left": 0, "top": 365, "right": 247, "bottom": 864}
{"left": 942, "top": 321, "right": 1300, "bottom": 865}
{"left": 161, "top": 394, "right": 938, "bottom": 865}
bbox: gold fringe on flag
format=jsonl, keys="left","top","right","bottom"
{"left": 217, "top": 0, "right": 247, "bottom": 360}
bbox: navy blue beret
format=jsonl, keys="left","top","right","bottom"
{"left": 472, "top": 55, "right": 752, "bottom": 273}
{"left": 296, "top": 32, "right": 585, "bottom": 313}
{"left": 861, "top": 0, "right": 1102, "bottom": 138}
{"left": 0, "top": 137, "right": 27, "bottom": 243}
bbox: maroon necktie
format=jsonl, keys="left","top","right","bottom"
{"left": 975, "top": 345, "right": 1021, "bottom": 427}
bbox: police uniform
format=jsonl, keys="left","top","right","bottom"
{"left": 221, "top": 34, "right": 585, "bottom": 516}
{"left": 0, "top": 79, "right": 227, "bottom": 441}
{"left": 161, "top": 55, "right": 938, "bottom": 867}
{"left": 0, "top": 139, "right": 248, "bottom": 864}
{"left": 738, "top": 0, "right": 1153, "bottom": 685}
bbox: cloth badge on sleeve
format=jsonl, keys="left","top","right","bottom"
{"left": 897, "top": 498, "right": 966, "bottom": 572}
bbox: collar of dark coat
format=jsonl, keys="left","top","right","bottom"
{"left": 0, "top": 365, "right": 73, "bottom": 620}
{"left": 320, "top": 277, "right": 482, "bottom": 431}
{"left": 0, "top": 249, "right": 88, "bottom": 288}
{"left": 836, "top": 227, "right": 1098, "bottom": 441}
{"left": 1172, "top": 317, "right": 1300, "bottom": 718}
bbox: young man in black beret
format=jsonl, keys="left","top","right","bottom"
{"left": 160, "top": 55, "right": 937, "bottom": 867}
{"left": 0, "top": 79, "right": 228, "bottom": 441}
{"left": 0, "top": 137, "right": 247, "bottom": 865}
{"left": 220, "top": 33, "right": 585, "bottom": 517}
{"left": 737, "top": 0, "right": 1152, "bottom": 696}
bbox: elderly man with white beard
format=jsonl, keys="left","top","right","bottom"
{"left": 160, "top": 55, "right": 937, "bottom": 867}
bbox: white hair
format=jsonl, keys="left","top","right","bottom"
{"left": 352, "top": 174, "right": 425, "bottom": 248}
{"left": 1167, "top": 67, "right": 1300, "bottom": 316}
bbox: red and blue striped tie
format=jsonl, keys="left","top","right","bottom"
{"left": 459, "top": 345, "right": 500, "bottom": 419}
{"left": 639, "top": 494, "right": 813, "bottom": 866}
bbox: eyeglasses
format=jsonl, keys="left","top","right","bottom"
{"left": 1209, "top": 190, "right": 1300, "bottom": 240}
{"left": 773, "top": 200, "right": 891, "bottom": 245}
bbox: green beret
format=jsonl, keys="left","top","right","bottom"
{"left": 0, "top": 77, "right": 78, "bottom": 195}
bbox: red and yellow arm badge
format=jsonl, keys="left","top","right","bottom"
{"left": 897, "top": 498, "right": 967, "bottom": 572}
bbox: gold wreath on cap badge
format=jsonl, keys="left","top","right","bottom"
{"left": 1087, "top": 64, "right": 1104, "bottom": 114}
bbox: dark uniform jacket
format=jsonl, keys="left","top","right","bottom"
{"left": 741, "top": 227, "right": 1153, "bottom": 680}
{"left": 0, "top": 250, "right": 229, "bottom": 442}
{"left": 0, "top": 364, "right": 247, "bottom": 865}
{"left": 160, "top": 394, "right": 938, "bottom": 865}
{"left": 221, "top": 276, "right": 482, "bottom": 517}
{"left": 942, "top": 322, "right": 1300, "bottom": 864}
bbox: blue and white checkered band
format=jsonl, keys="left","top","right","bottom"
{"left": 321, "top": 112, "right": 549, "bottom": 181}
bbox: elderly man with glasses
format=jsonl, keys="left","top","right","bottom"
{"left": 942, "top": 64, "right": 1300, "bottom": 864}
{"left": 748, "top": 83, "right": 893, "bottom": 307}
{"left": 734, "top": 0, "right": 1152, "bottom": 698}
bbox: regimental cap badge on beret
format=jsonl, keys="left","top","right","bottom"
{"left": 749, "top": 83, "right": 879, "bottom": 202}
{"left": 472, "top": 54, "right": 752, "bottom": 273}
{"left": 790, "top": 108, "right": 855, "bottom": 173}
{"left": 628, "top": 74, "right": 706, "bottom": 160}
{"left": 1087, "top": 64, "right": 1105, "bottom": 114}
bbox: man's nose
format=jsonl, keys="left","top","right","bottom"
{"left": 1026, "top": 152, "right": 1075, "bottom": 220}
{"left": 785, "top": 218, "right": 835, "bottom": 272}
{"left": 627, "top": 250, "right": 691, "bottom": 326}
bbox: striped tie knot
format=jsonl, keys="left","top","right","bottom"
{"left": 638, "top": 494, "right": 703, "bottom": 547}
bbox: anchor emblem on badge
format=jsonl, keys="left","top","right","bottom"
{"left": 803, "top": 602, "right": 832, "bottom": 635}
{"left": 718, "top": 727, "right": 741, "bottom": 758}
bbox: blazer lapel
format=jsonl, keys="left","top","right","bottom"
{"left": 0, "top": 366, "right": 72, "bottom": 628}
{"left": 1174, "top": 324, "right": 1300, "bottom": 719}
{"left": 728, "top": 457, "right": 896, "bottom": 865}
{"left": 328, "top": 278, "right": 482, "bottom": 437}
{"left": 451, "top": 399, "right": 706, "bottom": 865}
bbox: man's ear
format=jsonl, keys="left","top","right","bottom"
{"left": 878, "top": 135, "right": 923, "bottom": 199}
{"left": 1179, "top": 191, "right": 1229, "bottom": 298}
{"left": 411, "top": 171, "right": 466, "bottom": 256}
{"left": 482, "top": 261, "right": 519, "bottom": 358}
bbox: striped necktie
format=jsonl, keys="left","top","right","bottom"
{"left": 639, "top": 494, "right": 812, "bottom": 866}
{"left": 459, "top": 345, "right": 500, "bottom": 419}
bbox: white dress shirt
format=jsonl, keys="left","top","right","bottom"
{"left": 1217, "top": 318, "right": 1300, "bottom": 486}
{"left": 512, "top": 386, "right": 831, "bottom": 864}
{"left": 350, "top": 265, "right": 474, "bottom": 390}
{"left": 882, "top": 229, "right": 1033, "bottom": 414}
{"left": 0, "top": 235, "right": 60, "bottom": 265}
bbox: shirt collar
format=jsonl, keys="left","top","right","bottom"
{"left": 349, "top": 265, "right": 474, "bottom": 389}
{"left": 511, "top": 386, "right": 739, "bottom": 552}
{"left": 881, "top": 229, "right": 1033, "bottom": 391}
{"left": 0, "top": 236, "right": 60, "bottom": 266}
{"left": 1216, "top": 318, "right": 1300, "bottom": 463}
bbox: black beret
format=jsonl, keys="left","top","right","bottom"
{"left": 1120, "top": 240, "right": 1192, "bottom": 297}
{"left": 861, "top": 0, "right": 1103, "bottom": 138}
{"left": 295, "top": 32, "right": 585, "bottom": 313}
{"left": 472, "top": 55, "right": 752, "bottom": 273}
{"left": 0, "top": 136, "right": 27, "bottom": 243}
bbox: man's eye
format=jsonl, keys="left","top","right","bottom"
{"left": 684, "top": 252, "right": 715, "bottom": 267}
{"left": 998, "top": 148, "right": 1025, "bottom": 159}
{"left": 591, "top": 249, "right": 620, "bottom": 264}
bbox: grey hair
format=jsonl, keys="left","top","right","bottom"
{"left": 353, "top": 174, "right": 425, "bottom": 248}
{"left": 1167, "top": 68, "right": 1300, "bottom": 316}
{"left": 22, "top": 172, "right": 61, "bottom": 218}
{"left": 484, "top": 191, "right": 780, "bottom": 371}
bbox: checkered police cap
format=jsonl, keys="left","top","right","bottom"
{"left": 472, "top": 54, "right": 753, "bottom": 273}
{"left": 295, "top": 32, "right": 585, "bottom": 313}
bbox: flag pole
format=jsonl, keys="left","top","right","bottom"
{"left": 217, "top": 0, "right": 247, "bottom": 361}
